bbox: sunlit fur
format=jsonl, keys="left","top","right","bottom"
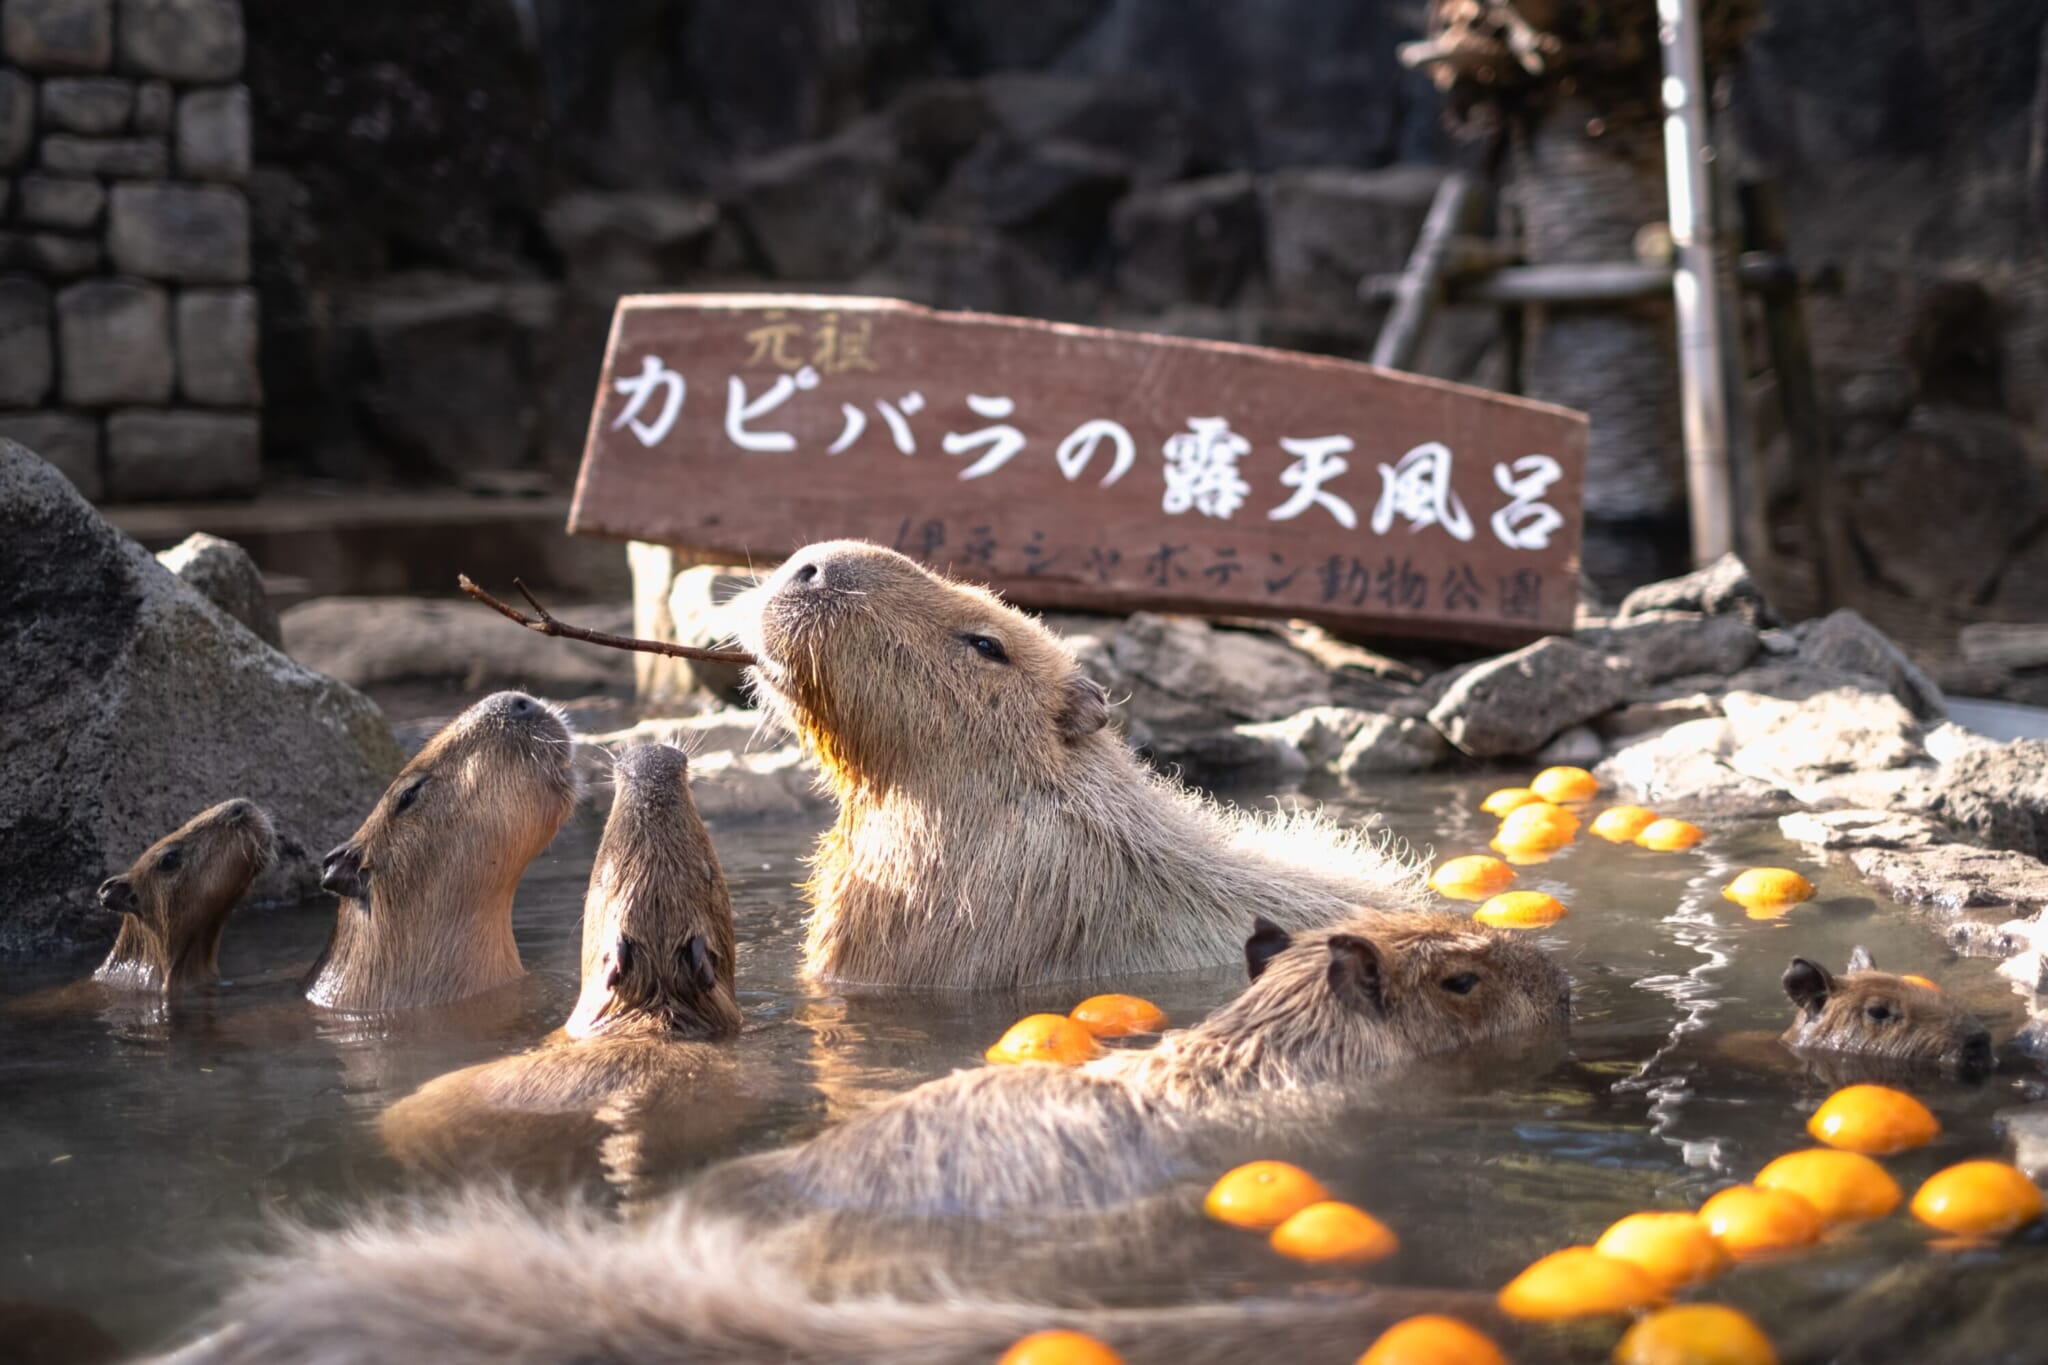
{"left": 728, "top": 540, "right": 1430, "bottom": 988}
{"left": 1781, "top": 949, "right": 1994, "bottom": 1074}
{"left": 92, "top": 799, "right": 275, "bottom": 994}
{"left": 710, "top": 911, "right": 1571, "bottom": 1218}
{"left": 303, "top": 692, "right": 576, "bottom": 1013}
{"left": 152, "top": 1190, "right": 1499, "bottom": 1365}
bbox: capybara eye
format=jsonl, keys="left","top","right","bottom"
{"left": 962, "top": 633, "right": 1010, "bottom": 664}
{"left": 1440, "top": 972, "right": 1480, "bottom": 995}
{"left": 1865, "top": 1003, "right": 1896, "bottom": 1024}
{"left": 157, "top": 845, "right": 183, "bottom": 873}
{"left": 394, "top": 778, "right": 429, "bottom": 814}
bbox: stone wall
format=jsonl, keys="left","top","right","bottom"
{"left": 0, "top": 0, "right": 259, "bottom": 502}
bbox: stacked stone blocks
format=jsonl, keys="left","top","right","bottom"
{"left": 0, "top": 0, "right": 257, "bottom": 501}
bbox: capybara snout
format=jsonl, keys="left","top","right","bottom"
{"left": 321, "top": 843, "right": 365, "bottom": 900}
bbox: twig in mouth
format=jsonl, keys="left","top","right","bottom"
{"left": 458, "top": 575, "right": 758, "bottom": 667}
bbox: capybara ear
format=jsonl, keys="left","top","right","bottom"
{"left": 680, "top": 934, "right": 718, "bottom": 993}
{"left": 1326, "top": 934, "right": 1385, "bottom": 1014}
{"left": 1245, "top": 916, "right": 1292, "bottom": 980}
{"left": 1783, "top": 957, "right": 1833, "bottom": 1016}
{"left": 1057, "top": 675, "right": 1110, "bottom": 740}
{"left": 607, "top": 936, "right": 638, "bottom": 991}
{"left": 1847, "top": 945, "right": 1876, "bottom": 974}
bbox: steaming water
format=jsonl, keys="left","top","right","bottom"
{"left": 3, "top": 771, "right": 2043, "bottom": 1361}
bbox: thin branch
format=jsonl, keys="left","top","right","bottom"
{"left": 458, "top": 575, "right": 757, "bottom": 667}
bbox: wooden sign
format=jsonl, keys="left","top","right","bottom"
{"left": 569, "top": 295, "right": 1588, "bottom": 644}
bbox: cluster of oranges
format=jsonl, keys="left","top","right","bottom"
{"left": 984, "top": 994, "right": 1171, "bottom": 1066}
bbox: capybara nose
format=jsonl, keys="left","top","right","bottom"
{"left": 792, "top": 561, "right": 819, "bottom": 586}
{"left": 1961, "top": 1031, "right": 1994, "bottom": 1071}
{"left": 98, "top": 876, "right": 137, "bottom": 915}
{"left": 507, "top": 695, "right": 535, "bottom": 715}
{"left": 222, "top": 799, "right": 253, "bottom": 825}
{"left": 321, "top": 843, "right": 367, "bottom": 900}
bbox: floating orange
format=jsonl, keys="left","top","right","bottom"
{"left": 985, "top": 1014, "right": 1100, "bottom": 1066}
{"left": 1636, "top": 819, "right": 1706, "bottom": 851}
{"left": 1497, "top": 1247, "right": 1665, "bottom": 1320}
{"left": 1806, "top": 1085, "right": 1940, "bottom": 1155}
{"left": 1592, "top": 1211, "right": 1729, "bottom": 1290}
{"left": 1754, "top": 1149, "right": 1902, "bottom": 1222}
{"left": 1697, "top": 1185, "right": 1823, "bottom": 1258}
{"left": 1474, "top": 890, "right": 1570, "bottom": 929}
{"left": 1269, "top": 1200, "right": 1400, "bottom": 1266}
{"left": 1613, "top": 1304, "right": 1779, "bottom": 1365}
{"left": 1723, "top": 868, "right": 1816, "bottom": 912}
{"left": 1068, "top": 994, "right": 1168, "bottom": 1038}
{"left": 1481, "top": 787, "right": 1545, "bottom": 816}
{"left": 1430, "top": 856, "right": 1517, "bottom": 901}
{"left": 1204, "top": 1160, "right": 1329, "bottom": 1230}
{"left": 1899, "top": 973, "right": 1942, "bottom": 992}
{"left": 1532, "top": 766, "right": 1600, "bottom": 804}
{"left": 998, "top": 1329, "right": 1124, "bottom": 1365}
{"left": 1909, "top": 1161, "right": 2045, "bottom": 1238}
{"left": 1497, "top": 802, "right": 1581, "bottom": 852}
{"left": 1590, "top": 805, "right": 1660, "bottom": 843}
{"left": 1356, "top": 1314, "right": 1508, "bottom": 1365}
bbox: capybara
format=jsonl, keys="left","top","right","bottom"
{"left": 305, "top": 691, "right": 575, "bottom": 1013}
{"left": 727, "top": 540, "right": 1429, "bottom": 988}
{"left": 1781, "top": 948, "right": 1993, "bottom": 1074}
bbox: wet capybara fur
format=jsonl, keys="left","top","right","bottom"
{"left": 1781, "top": 948, "right": 1994, "bottom": 1074}
{"left": 305, "top": 691, "right": 575, "bottom": 1013}
{"left": 379, "top": 745, "right": 747, "bottom": 1188}
{"left": 709, "top": 911, "right": 1571, "bottom": 1219}
{"left": 729, "top": 540, "right": 1429, "bottom": 988}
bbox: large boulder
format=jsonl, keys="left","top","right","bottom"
{"left": 1926, "top": 739, "right": 2048, "bottom": 860}
{"left": 1616, "top": 552, "right": 1775, "bottom": 626}
{"left": 1426, "top": 636, "right": 1637, "bottom": 758}
{"left": 280, "top": 595, "right": 633, "bottom": 695}
{"left": 156, "top": 531, "right": 281, "bottom": 649}
{"left": 1795, "top": 607, "right": 1946, "bottom": 720}
{"left": 0, "top": 442, "right": 406, "bottom": 961}
{"left": 1109, "top": 613, "right": 1331, "bottom": 733}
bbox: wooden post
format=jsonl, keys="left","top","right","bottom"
{"left": 1370, "top": 172, "right": 1476, "bottom": 372}
{"left": 1657, "top": 0, "right": 1739, "bottom": 566}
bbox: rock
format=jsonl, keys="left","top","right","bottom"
{"left": 1236, "top": 705, "right": 1370, "bottom": 770}
{"left": 867, "top": 221, "right": 1083, "bottom": 321}
{"left": 1146, "top": 726, "right": 1310, "bottom": 785}
{"left": 155, "top": 531, "right": 278, "bottom": 647}
{"left": 1778, "top": 807, "right": 1953, "bottom": 852}
{"left": 0, "top": 413, "right": 99, "bottom": 497}
{"left": 280, "top": 595, "right": 633, "bottom": 694}
{"left": 666, "top": 564, "right": 753, "bottom": 707}
{"left": 1110, "top": 171, "right": 1262, "bottom": 309}
{"left": 978, "top": 73, "right": 1196, "bottom": 187}
{"left": 1595, "top": 692, "right": 1722, "bottom": 741}
{"left": 116, "top": 0, "right": 243, "bottom": 80}
{"left": 1582, "top": 613, "right": 1759, "bottom": 686}
{"left": 1994, "top": 1105, "right": 2048, "bottom": 1182}
{"left": 38, "top": 132, "right": 166, "bottom": 178}
{"left": 933, "top": 136, "right": 1129, "bottom": 267}
{"left": 1338, "top": 714, "right": 1451, "bottom": 779}
{"left": 0, "top": 277, "right": 55, "bottom": 407}
{"left": 39, "top": 75, "right": 131, "bottom": 132}
{"left": 1796, "top": 608, "right": 1946, "bottom": 720}
{"left": 174, "top": 83, "right": 249, "bottom": 180}
{"left": 18, "top": 173, "right": 106, "bottom": 228}
{"left": 1426, "top": 636, "right": 1637, "bottom": 758}
{"left": 56, "top": 278, "right": 173, "bottom": 405}
{"left": 1926, "top": 740, "right": 2048, "bottom": 859}
{"left": 0, "top": 441, "right": 404, "bottom": 960}
{"left": 1597, "top": 717, "right": 1798, "bottom": 817}
{"left": 731, "top": 132, "right": 898, "bottom": 281}
{"left": 540, "top": 191, "right": 718, "bottom": 292}
{"left": 683, "top": 748, "right": 830, "bottom": 824}
{"left": 131, "top": 76, "right": 170, "bottom": 132}
{"left": 0, "top": 69, "right": 32, "bottom": 165}
{"left": 1616, "top": 552, "right": 1775, "bottom": 625}
{"left": 2, "top": 0, "right": 113, "bottom": 71}
{"left": 1109, "top": 613, "right": 1331, "bottom": 733}
{"left": 107, "top": 181, "right": 248, "bottom": 281}
{"left": 1846, "top": 843, "right": 2048, "bottom": 919}
{"left": 1534, "top": 724, "right": 1603, "bottom": 767}
{"left": 104, "top": 409, "right": 258, "bottom": 499}
{"left": 1719, "top": 682, "right": 1926, "bottom": 795}
{"left": 1260, "top": 165, "right": 1442, "bottom": 316}
{"left": 0, "top": 228, "right": 101, "bottom": 275}
{"left": 174, "top": 286, "right": 259, "bottom": 405}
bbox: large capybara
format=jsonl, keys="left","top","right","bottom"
{"left": 379, "top": 744, "right": 750, "bottom": 1190}
{"left": 1781, "top": 948, "right": 1993, "bottom": 1074}
{"left": 305, "top": 691, "right": 576, "bottom": 1013}
{"left": 707, "top": 911, "right": 1570, "bottom": 1220}
{"left": 727, "top": 540, "right": 1429, "bottom": 989}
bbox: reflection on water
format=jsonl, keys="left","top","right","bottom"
{"left": 1, "top": 772, "right": 2041, "bottom": 1360}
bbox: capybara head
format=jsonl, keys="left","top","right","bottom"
{"left": 731, "top": 540, "right": 1109, "bottom": 790}
{"left": 1781, "top": 949, "right": 1993, "bottom": 1074}
{"left": 566, "top": 744, "right": 742, "bottom": 1040}
{"left": 95, "top": 798, "right": 275, "bottom": 992}
{"left": 320, "top": 691, "right": 576, "bottom": 913}
{"left": 1161, "top": 912, "right": 1572, "bottom": 1086}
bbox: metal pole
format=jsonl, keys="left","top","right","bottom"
{"left": 1657, "top": 0, "right": 1736, "bottom": 565}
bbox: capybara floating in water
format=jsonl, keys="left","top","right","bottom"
{"left": 727, "top": 540, "right": 1428, "bottom": 989}
{"left": 380, "top": 744, "right": 752, "bottom": 1190}
{"left": 304, "top": 691, "right": 575, "bottom": 1013}
{"left": 1782, "top": 948, "right": 1993, "bottom": 1075}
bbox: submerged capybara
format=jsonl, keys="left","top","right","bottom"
{"left": 380, "top": 744, "right": 748, "bottom": 1188}
{"left": 1782, "top": 948, "right": 1993, "bottom": 1074}
{"left": 304, "top": 691, "right": 575, "bottom": 1013}
{"left": 727, "top": 540, "right": 1429, "bottom": 988}
{"left": 706, "top": 911, "right": 1571, "bottom": 1219}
